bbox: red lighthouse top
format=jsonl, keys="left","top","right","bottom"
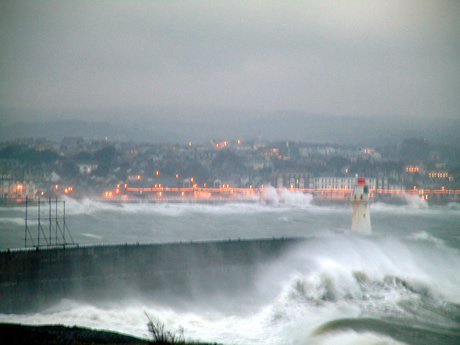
{"left": 357, "top": 176, "right": 366, "bottom": 185}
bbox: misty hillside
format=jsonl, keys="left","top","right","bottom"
{"left": 1, "top": 107, "right": 458, "bottom": 146}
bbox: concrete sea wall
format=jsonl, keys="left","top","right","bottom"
{"left": 0, "top": 238, "right": 303, "bottom": 314}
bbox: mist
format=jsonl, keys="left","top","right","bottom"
{"left": 1, "top": 1, "right": 459, "bottom": 146}
{"left": 2, "top": 230, "right": 459, "bottom": 344}
{"left": 2, "top": 106, "right": 459, "bottom": 146}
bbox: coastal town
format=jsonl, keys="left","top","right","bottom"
{"left": 1, "top": 136, "right": 458, "bottom": 204}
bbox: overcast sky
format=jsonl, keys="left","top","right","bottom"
{"left": 1, "top": 1, "right": 459, "bottom": 141}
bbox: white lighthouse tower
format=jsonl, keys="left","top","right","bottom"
{"left": 351, "top": 176, "right": 371, "bottom": 234}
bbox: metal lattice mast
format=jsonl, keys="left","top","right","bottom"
{"left": 24, "top": 197, "right": 28, "bottom": 247}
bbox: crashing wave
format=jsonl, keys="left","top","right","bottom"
{"left": 407, "top": 231, "right": 445, "bottom": 247}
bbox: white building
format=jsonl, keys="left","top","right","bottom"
{"left": 76, "top": 161, "right": 99, "bottom": 175}
{"left": 311, "top": 176, "right": 378, "bottom": 191}
{"left": 0, "top": 179, "right": 36, "bottom": 200}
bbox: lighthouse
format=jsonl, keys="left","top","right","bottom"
{"left": 351, "top": 176, "right": 371, "bottom": 234}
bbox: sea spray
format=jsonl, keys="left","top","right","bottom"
{"left": 259, "top": 186, "right": 314, "bottom": 207}
{"left": 1, "top": 201, "right": 459, "bottom": 344}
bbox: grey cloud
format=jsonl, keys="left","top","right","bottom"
{"left": 1, "top": 0, "right": 459, "bottom": 132}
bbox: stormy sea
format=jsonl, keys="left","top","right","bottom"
{"left": 1, "top": 189, "right": 459, "bottom": 345}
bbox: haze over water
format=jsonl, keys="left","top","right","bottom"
{"left": 1, "top": 191, "right": 459, "bottom": 344}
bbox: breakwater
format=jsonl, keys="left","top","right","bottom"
{"left": 0, "top": 238, "right": 303, "bottom": 314}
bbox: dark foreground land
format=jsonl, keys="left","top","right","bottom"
{"left": 0, "top": 323, "right": 147, "bottom": 345}
{"left": 0, "top": 323, "right": 219, "bottom": 345}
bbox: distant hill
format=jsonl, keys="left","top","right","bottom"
{"left": 1, "top": 106, "right": 458, "bottom": 146}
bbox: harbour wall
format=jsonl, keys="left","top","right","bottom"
{"left": 0, "top": 238, "right": 303, "bottom": 314}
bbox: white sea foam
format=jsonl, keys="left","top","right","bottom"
{"left": 400, "top": 193, "right": 429, "bottom": 208}
{"left": 1, "top": 235, "right": 458, "bottom": 345}
{"left": 260, "top": 186, "right": 314, "bottom": 207}
{"left": 308, "top": 331, "right": 407, "bottom": 345}
{"left": 81, "top": 233, "right": 104, "bottom": 240}
{"left": 55, "top": 194, "right": 313, "bottom": 218}
{"left": 1, "top": 201, "right": 459, "bottom": 344}
{"left": 371, "top": 201, "right": 459, "bottom": 216}
{"left": 4, "top": 192, "right": 456, "bottom": 222}
{"left": 446, "top": 202, "right": 460, "bottom": 210}
{"left": 0, "top": 205, "right": 26, "bottom": 213}
{"left": 61, "top": 197, "right": 124, "bottom": 216}
{"left": 0, "top": 217, "right": 26, "bottom": 226}
{"left": 407, "top": 231, "right": 445, "bottom": 247}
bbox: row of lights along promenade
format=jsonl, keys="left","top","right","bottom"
{"left": 102, "top": 182, "right": 459, "bottom": 202}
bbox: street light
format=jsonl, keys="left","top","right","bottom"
{"left": 17, "top": 184, "right": 23, "bottom": 199}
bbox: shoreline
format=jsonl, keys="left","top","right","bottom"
{"left": 0, "top": 323, "right": 220, "bottom": 345}
{"left": 2, "top": 195, "right": 457, "bottom": 206}
{"left": 0, "top": 323, "right": 148, "bottom": 345}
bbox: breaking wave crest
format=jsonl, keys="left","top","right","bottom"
{"left": 268, "top": 269, "right": 437, "bottom": 320}
{"left": 2, "top": 238, "right": 459, "bottom": 345}
{"left": 0, "top": 217, "right": 25, "bottom": 226}
{"left": 260, "top": 186, "right": 314, "bottom": 207}
{"left": 311, "top": 317, "right": 460, "bottom": 345}
{"left": 446, "top": 202, "right": 460, "bottom": 210}
{"left": 407, "top": 231, "right": 445, "bottom": 247}
{"left": 57, "top": 192, "right": 315, "bottom": 217}
{"left": 1, "top": 203, "right": 459, "bottom": 344}
{"left": 262, "top": 260, "right": 460, "bottom": 344}
{"left": 400, "top": 193, "right": 429, "bottom": 208}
